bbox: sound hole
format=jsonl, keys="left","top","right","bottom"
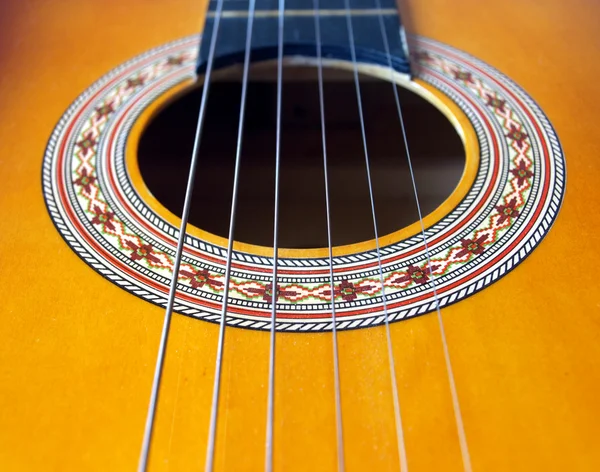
{"left": 138, "top": 63, "right": 465, "bottom": 249}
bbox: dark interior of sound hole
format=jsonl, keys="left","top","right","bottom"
{"left": 138, "top": 63, "right": 465, "bottom": 248}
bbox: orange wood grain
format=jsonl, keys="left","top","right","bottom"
{"left": 0, "top": 0, "right": 599, "bottom": 471}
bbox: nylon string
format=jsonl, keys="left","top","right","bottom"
{"left": 314, "top": 0, "right": 346, "bottom": 469}
{"left": 264, "top": 0, "right": 285, "bottom": 470}
{"left": 139, "top": 2, "right": 471, "bottom": 471}
{"left": 137, "top": 0, "right": 227, "bottom": 469}
{"left": 372, "top": 1, "right": 472, "bottom": 470}
{"left": 343, "top": 0, "right": 409, "bottom": 470}
{"left": 204, "top": 0, "right": 258, "bottom": 470}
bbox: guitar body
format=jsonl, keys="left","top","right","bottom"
{"left": 1, "top": 0, "right": 599, "bottom": 471}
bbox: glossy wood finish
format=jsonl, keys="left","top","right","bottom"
{"left": 0, "top": 1, "right": 599, "bottom": 470}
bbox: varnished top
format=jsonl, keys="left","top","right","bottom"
{"left": 0, "top": 0, "right": 599, "bottom": 470}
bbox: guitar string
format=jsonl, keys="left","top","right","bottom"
{"left": 165, "top": 320, "right": 191, "bottom": 472}
{"left": 137, "top": 0, "right": 226, "bottom": 469}
{"left": 140, "top": 3, "right": 469, "bottom": 471}
{"left": 342, "top": 0, "right": 408, "bottom": 469}
{"left": 372, "top": 3, "right": 472, "bottom": 470}
{"left": 264, "top": 0, "right": 285, "bottom": 469}
{"left": 313, "top": 0, "right": 346, "bottom": 469}
{"left": 205, "top": 0, "right": 257, "bottom": 470}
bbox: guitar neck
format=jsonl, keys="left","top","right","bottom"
{"left": 197, "top": 0, "right": 411, "bottom": 75}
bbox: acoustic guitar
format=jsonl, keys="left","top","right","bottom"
{"left": 1, "top": 0, "right": 599, "bottom": 470}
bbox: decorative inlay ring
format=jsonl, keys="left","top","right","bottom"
{"left": 42, "top": 35, "right": 565, "bottom": 331}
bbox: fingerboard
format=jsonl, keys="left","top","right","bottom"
{"left": 197, "top": 0, "right": 410, "bottom": 75}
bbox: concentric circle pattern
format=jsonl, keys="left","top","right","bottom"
{"left": 42, "top": 35, "right": 565, "bottom": 331}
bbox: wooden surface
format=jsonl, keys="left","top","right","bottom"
{"left": 1, "top": 0, "right": 599, "bottom": 470}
